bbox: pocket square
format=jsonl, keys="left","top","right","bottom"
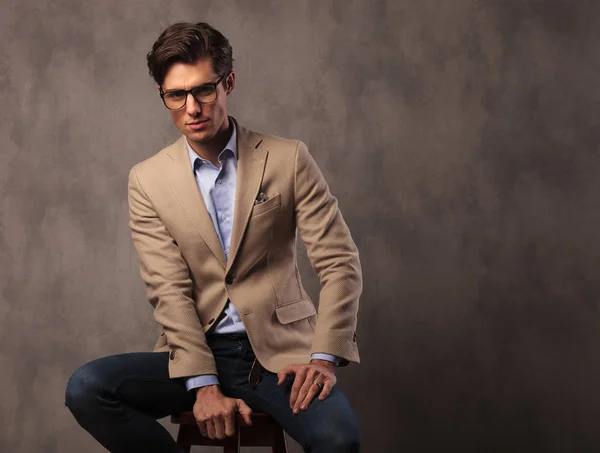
{"left": 254, "top": 192, "right": 268, "bottom": 205}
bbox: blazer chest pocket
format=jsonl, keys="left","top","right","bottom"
{"left": 251, "top": 193, "right": 281, "bottom": 217}
{"left": 275, "top": 298, "right": 317, "bottom": 324}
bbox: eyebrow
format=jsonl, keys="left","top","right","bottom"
{"left": 163, "top": 80, "right": 217, "bottom": 94}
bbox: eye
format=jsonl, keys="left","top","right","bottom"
{"left": 165, "top": 91, "right": 185, "bottom": 100}
{"left": 192, "top": 85, "right": 215, "bottom": 97}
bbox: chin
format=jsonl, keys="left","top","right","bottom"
{"left": 186, "top": 129, "right": 216, "bottom": 143}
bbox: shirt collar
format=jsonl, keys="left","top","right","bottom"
{"left": 186, "top": 121, "right": 238, "bottom": 170}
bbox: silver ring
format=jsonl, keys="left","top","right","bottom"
{"left": 313, "top": 380, "right": 323, "bottom": 390}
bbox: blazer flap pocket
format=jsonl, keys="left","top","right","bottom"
{"left": 275, "top": 298, "right": 317, "bottom": 324}
{"left": 252, "top": 193, "right": 281, "bottom": 217}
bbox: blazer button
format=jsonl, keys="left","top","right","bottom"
{"left": 169, "top": 350, "right": 176, "bottom": 360}
{"left": 225, "top": 276, "right": 233, "bottom": 285}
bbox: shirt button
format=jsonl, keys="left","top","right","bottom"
{"left": 217, "top": 179, "right": 223, "bottom": 185}
{"left": 221, "top": 214, "right": 228, "bottom": 220}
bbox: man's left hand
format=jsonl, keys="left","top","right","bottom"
{"left": 276, "top": 359, "right": 337, "bottom": 414}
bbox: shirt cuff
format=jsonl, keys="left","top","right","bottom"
{"left": 310, "top": 353, "right": 341, "bottom": 366}
{"left": 185, "top": 375, "right": 220, "bottom": 391}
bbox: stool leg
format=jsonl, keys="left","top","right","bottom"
{"left": 175, "top": 425, "right": 191, "bottom": 453}
{"left": 272, "top": 428, "right": 288, "bottom": 453}
{"left": 223, "top": 432, "right": 238, "bottom": 453}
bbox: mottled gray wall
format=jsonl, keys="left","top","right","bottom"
{"left": 1, "top": 0, "right": 599, "bottom": 452}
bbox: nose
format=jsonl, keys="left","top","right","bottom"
{"left": 185, "top": 92, "right": 202, "bottom": 116}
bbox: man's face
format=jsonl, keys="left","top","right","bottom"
{"left": 159, "top": 57, "right": 234, "bottom": 144}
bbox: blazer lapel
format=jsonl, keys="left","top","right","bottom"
{"left": 226, "top": 117, "right": 268, "bottom": 274}
{"left": 164, "top": 136, "right": 227, "bottom": 268}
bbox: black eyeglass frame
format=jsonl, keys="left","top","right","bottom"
{"left": 159, "top": 73, "right": 227, "bottom": 110}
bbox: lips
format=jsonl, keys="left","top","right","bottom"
{"left": 188, "top": 119, "right": 208, "bottom": 130}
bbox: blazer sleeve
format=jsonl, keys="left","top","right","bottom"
{"left": 128, "top": 164, "right": 217, "bottom": 379}
{"left": 293, "top": 141, "right": 362, "bottom": 366}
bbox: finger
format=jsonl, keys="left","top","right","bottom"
{"left": 293, "top": 371, "right": 317, "bottom": 413}
{"left": 289, "top": 367, "right": 309, "bottom": 408}
{"left": 318, "top": 379, "right": 335, "bottom": 401}
{"left": 205, "top": 419, "right": 216, "bottom": 439}
{"left": 299, "top": 382, "right": 322, "bottom": 411}
{"left": 277, "top": 365, "right": 296, "bottom": 385}
{"left": 213, "top": 416, "right": 226, "bottom": 440}
{"left": 237, "top": 399, "right": 253, "bottom": 426}
{"left": 197, "top": 421, "right": 208, "bottom": 437}
{"left": 224, "top": 411, "right": 236, "bottom": 438}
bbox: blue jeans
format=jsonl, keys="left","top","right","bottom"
{"left": 65, "top": 335, "right": 360, "bottom": 452}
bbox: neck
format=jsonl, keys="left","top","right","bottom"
{"left": 188, "top": 117, "right": 232, "bottom": 165}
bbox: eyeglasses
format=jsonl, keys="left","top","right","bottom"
{"left": 159, "top": 74, "right": 226, "bottom": 110}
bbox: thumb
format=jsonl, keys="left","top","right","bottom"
{"left": 277, "top": 365, "right": 295, "bottom": 385}
{"left": 236, "top": 399, "right": 253, "bottom": 426}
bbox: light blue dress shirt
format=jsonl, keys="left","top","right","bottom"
{"left": 184, "top": 123, "right": 339, "bottom": 391}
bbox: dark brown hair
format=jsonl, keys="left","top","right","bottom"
{"left": 146, "top": 22, "right": 233, "bottom": 87}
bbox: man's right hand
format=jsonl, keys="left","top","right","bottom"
{"left": 193, "top": 385, "right": 253, "bottom": 439}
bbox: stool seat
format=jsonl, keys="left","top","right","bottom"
{"left": 171, "top": 411, "right": 289, "bottom": 452}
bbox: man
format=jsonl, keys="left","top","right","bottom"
{"left": 65, "top": 22, "right": 362, "bottom": 453}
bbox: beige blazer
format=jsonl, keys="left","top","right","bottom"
{"left": 128, "top": 117, "right": 362, "bottom": 380}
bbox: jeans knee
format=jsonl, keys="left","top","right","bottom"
{"left": 64, "top": 363, "right": 102, "bottom": 413}
{"left": 312, "top": 427, "right": 361, "bottom": 453}
{"left": 331, "top": 434, "right": 360, "bottom": 453}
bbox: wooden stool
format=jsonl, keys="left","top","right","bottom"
{"left": 171, "top": 411, "right": 289, "bottom": 452}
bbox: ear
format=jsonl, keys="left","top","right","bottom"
{"left": 225, "top": 72, "right": 236, "bottom": 95}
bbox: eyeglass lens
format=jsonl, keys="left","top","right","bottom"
{"left": 163, "top": 85, "right": 217, "bottom": 109}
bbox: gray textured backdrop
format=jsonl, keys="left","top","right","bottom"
{"left": 1, "top": 0, "right": 600, "bottom": 452}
